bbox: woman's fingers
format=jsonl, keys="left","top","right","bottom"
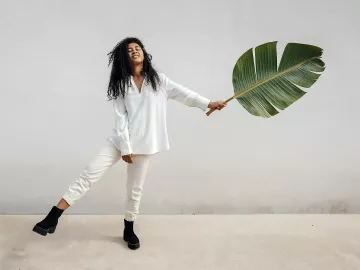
{"left": 122, "top": 154, "right": 134, "bottom": 164}
{"left": 217, "top": 102, "right": 227, "bottom": 110}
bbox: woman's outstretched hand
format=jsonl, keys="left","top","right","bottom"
{"left": 208, "top": 100, "right": 227, "bottom": 111}
{"left": 122, "top": 153, "right": 134, "bottom": 164}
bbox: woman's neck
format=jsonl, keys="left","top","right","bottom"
{"left": 132, "top": 64, "right": 143, "bottom": 78}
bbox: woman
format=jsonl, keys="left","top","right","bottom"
{"left": 32, "top": 37, "right": 227, "bottom": 250}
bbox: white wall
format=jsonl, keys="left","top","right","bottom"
{"left": 1, "top": 0, "right": 359, "bottom": 214}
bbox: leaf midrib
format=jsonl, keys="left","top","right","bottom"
{"left": 228, "top": 56, "right": 319, "bottom": 103}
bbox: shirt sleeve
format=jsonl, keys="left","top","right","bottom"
{"left": 161, "top": 73, "right": 210, "bottom": 111}
{"left": 113, "top": 97, "right": 132, "bottom": 156}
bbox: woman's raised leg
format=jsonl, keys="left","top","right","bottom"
{"left": 33, "top": 140, "right": 122, "bottom": 236}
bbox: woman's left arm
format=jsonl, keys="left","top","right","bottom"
{"left": 162, "top": 73, "right": 226, "bottom": 111}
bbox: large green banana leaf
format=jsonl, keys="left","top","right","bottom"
{"left": 206, "top": 42, "right": 325, "bottom": 117}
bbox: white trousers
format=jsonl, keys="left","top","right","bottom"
{"left": 62, "top": 139, "right": 152, "bottom": 221}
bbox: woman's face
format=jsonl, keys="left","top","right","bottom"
{"left": 128, "top": 42, "right": 144, "bottom": 65}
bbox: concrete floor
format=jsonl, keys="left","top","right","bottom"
{"left": 0, "top": 215, "right": 359, "bottom": 270}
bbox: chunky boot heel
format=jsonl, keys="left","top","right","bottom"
{"left": 127, "top": 240, "right": 140, "bottom": 250}
{"left": 48, "top": 226, "right": 56, "bottom": 234}
{"left": 32, "top": 206, "right": 63, "bottom": 236}
{"left": 123, "top": 219, "right": 140, "bottom": 250}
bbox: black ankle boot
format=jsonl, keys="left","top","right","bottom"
{"left": 32, "top": 206, "right": 64, "bottom": 236}
{"left": 123, "top": 219, "right": 140, "bottom": 250}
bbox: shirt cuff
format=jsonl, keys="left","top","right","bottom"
{"left": 196, "top": 95, "right": 211, "bottom": 111}
{"left": 119, "top": 141, "right": 133, "bottom": 156}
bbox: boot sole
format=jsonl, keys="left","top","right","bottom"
{"left": 32, "top": 225, "right": 56, "bottom": 236}
{"left": 123, "top": 235, "right": 140, "bottom": 250}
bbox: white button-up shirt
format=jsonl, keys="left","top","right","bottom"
{"left": 107, "top": 73, "right": 210, "bottom": 156}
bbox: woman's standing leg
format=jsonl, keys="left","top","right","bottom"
{"left": 32, "top": 140, "right": 122, "bottom": 236}
{"left": 123, "top": 154, "right": 152, "bottom": 250}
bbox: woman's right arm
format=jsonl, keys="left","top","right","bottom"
{"left": 113, "top": 97, "right": 133, "bottom": 157}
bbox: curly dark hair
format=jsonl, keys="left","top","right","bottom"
{"left": 106, "top": 37, "right": 161, "bottom": 100}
